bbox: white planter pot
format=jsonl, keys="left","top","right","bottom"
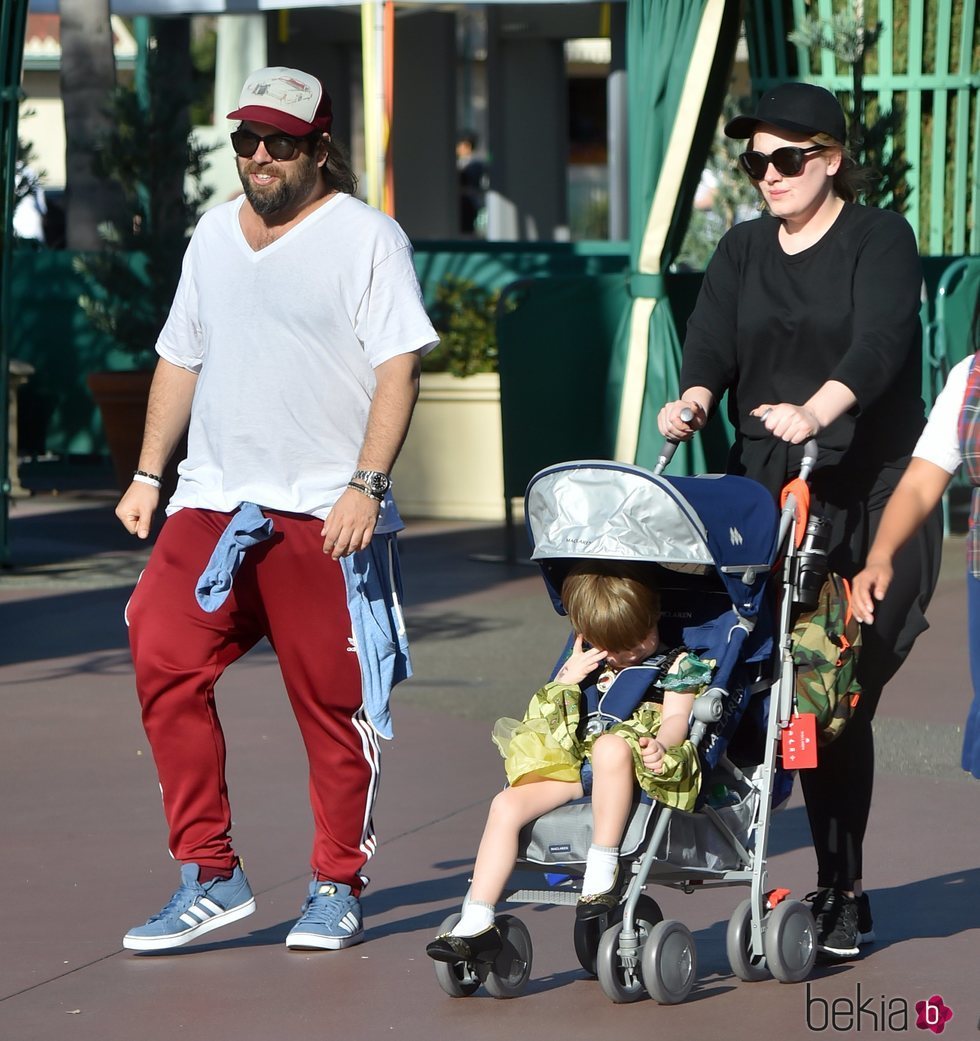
{"left": 391, "top": 371, "right": 504, "bottom": 521}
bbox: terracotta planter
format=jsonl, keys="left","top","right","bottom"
{"left": 86, "top": 370, "right": 184, "bottom": 497}
{"left": 391, "top": 371, "right": 504, "bottom": 520}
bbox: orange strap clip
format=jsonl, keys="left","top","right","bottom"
{"left": 779, "top": 477, "right": 811, "bottom": 549}
{"left": 766, "top": 887, "right": 793, "bottom": 910}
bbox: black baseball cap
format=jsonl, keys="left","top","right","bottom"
{"left": 725, "top": 82, "right": 846, "bottom": 143}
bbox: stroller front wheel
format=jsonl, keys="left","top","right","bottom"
{"left": 431, "top": 914, "right": 481, "bottom": 997}
{"left": 573, "top": 894, "right": 663, "bottom": 977}
{"left": 596, "top": 920, "right": 648, "bottom": 1003}
{"left": 726, "top": 898, "right": 769, "bottom": 982}
{"left": 482, "top": 914, "right": 533, "bottom": 999}
{"left": 764, "top": 900, "right": 817, "bottom": 983}
{"left": 641, "top": 919, "right": 698, "bottom": 1004}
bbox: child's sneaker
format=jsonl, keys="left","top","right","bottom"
{"left": 806, "top": 888, "right": 860, "bottom": 959}
{"left": 123, "top": 862, "right": 255, "bottom": 951}
{"left": 286, "top": 880, "right": 364, "bottom": 950}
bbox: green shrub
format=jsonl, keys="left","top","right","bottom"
{"left": 423, "top": 275, "right": 506, "bottom": 378}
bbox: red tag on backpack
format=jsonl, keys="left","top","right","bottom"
{"left": 781, "top": 712, "right": 818, "bottom": 769}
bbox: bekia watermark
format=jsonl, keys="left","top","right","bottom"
{"left": 806, "top": 984, "right": 955, "bottom": 1034}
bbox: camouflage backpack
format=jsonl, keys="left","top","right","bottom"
{"left": 791, "top": 571, "right": 862, "bottom": 745}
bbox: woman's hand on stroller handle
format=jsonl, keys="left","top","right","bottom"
{"left": 656, "top": 399, "right": 708, "bottom": 473}
{"left": 750, "top": 401, "right": 823, "bottom": 444}
{"left": 658, "top": 399, "right": 707, "bottom": 442}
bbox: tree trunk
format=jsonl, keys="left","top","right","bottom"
{"left": 59, "top": 0, "right": 121, "bottom": 250}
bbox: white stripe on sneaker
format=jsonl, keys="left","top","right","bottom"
{"left": 124, "top": 897, "right": 256, "bottom": 952}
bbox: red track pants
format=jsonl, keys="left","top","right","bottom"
{"left": 126, "top": 507, "right": 378, "bottom": 895}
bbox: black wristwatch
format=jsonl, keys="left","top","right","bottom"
{"left": 349, "top": 469, "right": 391, "bottom": 501}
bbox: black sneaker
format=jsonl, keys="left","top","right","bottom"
{"left": 805, "top": 888, "right": 860, "bottom": 959}
{"left": 856, "top": 892, "right": 875, "bottom": 946}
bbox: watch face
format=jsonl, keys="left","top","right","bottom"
{"left": 357, "top": 470, "right": 390, "bottom": 494}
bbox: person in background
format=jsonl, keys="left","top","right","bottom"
{"left": 456, "top": 131, "right": 487, "bottom": 235}
{"left": 852, "top": 293, "right": 980, "bottom": 781}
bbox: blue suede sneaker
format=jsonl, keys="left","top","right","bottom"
{"left": 285, "top": 880, "right": 364, "bottom": 950}
{"left": 123, "top": 862, "right": 255, "bottom": 951}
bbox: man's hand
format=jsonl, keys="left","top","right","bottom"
{"left": 115, "top": 482, "right": 161, "bottom": 540}
{"left": 321, "top": 487, "right": 380, "bottom": 559}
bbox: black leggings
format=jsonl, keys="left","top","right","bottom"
{"left": 799, "top": 496, "right": 943, "bottom": 890}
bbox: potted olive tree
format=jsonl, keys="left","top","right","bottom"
{"left": 392, "top": 274, "right": 508, "bottom": 520}
{"left": 77, "top": 37, "right": 212, "bottom": 493}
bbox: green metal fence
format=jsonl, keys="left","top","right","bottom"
{"left": 744, "top": 0, "right": 979, "bottom": 255}
{"left": 1, "top": 0, "right": 30, "bottom": 565}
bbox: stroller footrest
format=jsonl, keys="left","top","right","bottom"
{"left": 505, "top": 888, "right": 579, "bottom": 906}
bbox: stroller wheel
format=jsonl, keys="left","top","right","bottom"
{"left": 726, "top": 898, "right": 769, "bottom": 982}
{"left": 431, "top": 914, "right": 481, "bottom": 997}
{"left": 431, "top": 916, "right": 481, "bottom": 995}
{"left": 482, "top": 914, "right": 533, "bottom": 999}
{"left": 641, "top": 919, "right": 698, "bottom": 1004}
{"left": 573, "top": 895, "right": 663, "bottom": 977}
{"left": 763, "top": 900, "right": 817, "bottom": 983}
{"left": 596, "top": 919, "right": 648, "bottom": 1003}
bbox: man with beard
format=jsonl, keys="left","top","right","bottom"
{"left": 115, "top": 67, "right": 438, "bottom": 953}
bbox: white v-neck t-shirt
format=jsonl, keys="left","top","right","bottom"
{"left": 156, "top": 193, "right": 438, "bottom": 527}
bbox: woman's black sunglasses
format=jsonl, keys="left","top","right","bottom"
{"left": 230, "top": 129, "right": 320, "bottom": 161}
{"left": 738, "top": 144, "right": 826, "bottom": 180}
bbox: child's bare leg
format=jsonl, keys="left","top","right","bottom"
{"left": 470, "top": 777, "right": 582, "bottom": 904}
{"left": 452, "top": 777, "right": 581, "bottom": 936}
{"left": 589, "top": 733, "right": 636, "bottom": 845}
{"left": 581, "top": 733, "right": 635, "bottom": 899}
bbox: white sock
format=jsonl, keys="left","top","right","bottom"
{"left": 581, "top": 844, "right": 619, "bottom": 897}
{"left": 451, "top": 900, "right": 495, "bottom": 937}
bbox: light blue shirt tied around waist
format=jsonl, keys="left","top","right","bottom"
{"left": 339, "top": 534, "right": 412, "bottom": 740}
{"left": 195, "top": 501, "right": 275, "bottom": 611}
{"left": 195, "top": 503, "right": 411, "bottom": 739}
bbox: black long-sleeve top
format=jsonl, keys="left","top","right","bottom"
{"left": 680, "top": 203, "right": 927, "bottom": 504}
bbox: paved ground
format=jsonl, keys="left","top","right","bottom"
{"left": 1, "top": 466, "right": 977, "bottom": 1041}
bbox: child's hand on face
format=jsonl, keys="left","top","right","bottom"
{"left": 554, "top": 634, "right": 607, "bottom": 686}
{"left": 639, "top": 736, "right": 666, "bottom": 774}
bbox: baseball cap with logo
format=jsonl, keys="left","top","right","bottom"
{"left": 227, "top": 66, "right": 333, "bottom": 136}
{"left": 724, "top": 82, "right": 846, "bottom": 144}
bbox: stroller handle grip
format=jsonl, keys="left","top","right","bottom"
{"left": 798, "top": 438, "right": 818, "bottom": 481}
{"left": 654, "top": 408, "right": 695, "bottom": 475}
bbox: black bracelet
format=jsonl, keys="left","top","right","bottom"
{"left": 347, "top": 480, "right": 383, "bottom": 502}
{"left": 133, "top": 469, "right": 162, "bottom": 483}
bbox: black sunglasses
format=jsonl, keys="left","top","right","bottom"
{"left": 230, "top": 129, "right": 319, "bottom": 162}
{"left": 738, "top": 144, "right": 826, "bottom": 180}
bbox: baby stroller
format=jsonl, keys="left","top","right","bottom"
{"left": 432, "top": 440, "right": 821, "bottom": 1003}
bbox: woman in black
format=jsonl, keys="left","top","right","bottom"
{"left": 659, "top": 82, "right": 942, "bottom": 960}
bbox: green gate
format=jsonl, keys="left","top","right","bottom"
{"left": 0, "top": 0, "right": 30, "bottom": 565}
{"left": 744, "top": 0, "right": 979, "bottom": 256}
